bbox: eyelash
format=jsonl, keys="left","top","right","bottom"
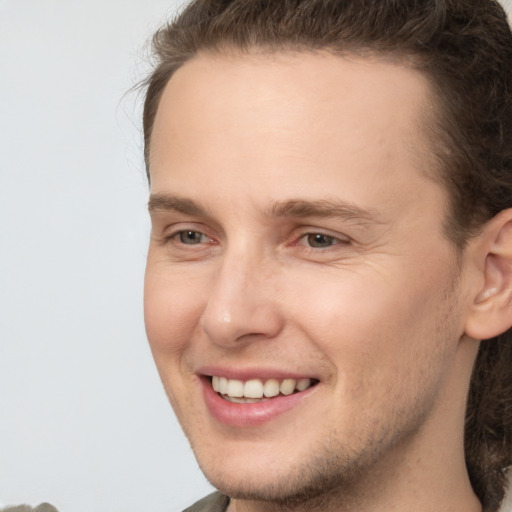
{"left": 174, "top": 230, "right": 213, "bottom": 245}
{"left": 162, "top": 229, "right": 216, "bottom": 248}
{"left": 165, "top": 229, "right": 348, "bottom": 250}
{"left": 296, "top": 232, "right": 347, "bottom": 249}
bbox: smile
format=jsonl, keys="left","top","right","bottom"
{"left": 211, "top": 376, "right": 317, "bottom": 403}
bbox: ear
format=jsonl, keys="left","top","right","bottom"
{"left": 465, "top": 208, "right": 512, "bottom": 340}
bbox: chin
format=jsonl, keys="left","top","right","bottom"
{"left": 187, "top": 400, "right": 431, "bottom": 506}
{"left": 199, "top": 451, "right": 365, "bottom": 506}
{"left": 191, "top": 433, "right": 379, "bottom": 505}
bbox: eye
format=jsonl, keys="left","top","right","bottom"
{"left": 302, "top": 233, "right": 340, "bottom": 248}
{"left": 176, "top": 230, "right": 211, "bottom": 245}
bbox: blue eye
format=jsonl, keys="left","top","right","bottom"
{"left": 178, "top": 230, "right": 208, "bottom": 244}
{"left": 305, "top": 233, "right": 338, "bottom": 248}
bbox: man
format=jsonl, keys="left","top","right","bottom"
{"left": 142, "top": 1, "right": 512, "bottom": 511}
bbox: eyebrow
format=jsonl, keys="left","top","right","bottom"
{"left": 148, "top": 193, "right": 381, "bottom": 224}
{"left": 268, "top": 199, "right": 380, "bottom": 224}
{"left": 148, "top": 194, "right": 207, "bottom": 216}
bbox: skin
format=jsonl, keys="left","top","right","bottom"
{"left": 144, "top": 51, "right": 484, "bottom": 511}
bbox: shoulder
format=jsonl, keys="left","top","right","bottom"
{"left": 182, "top": 492, "right": 230, "bottom": 512}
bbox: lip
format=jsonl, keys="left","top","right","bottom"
{"left": 198, "top": 365, "right": 319, "bottom": 381}
{"left": 200, "top": 373, "right": 319, "bottom": 427}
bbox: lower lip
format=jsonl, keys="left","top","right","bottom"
{"left": 201, "top": 378, "right": 317, "bottom": 427}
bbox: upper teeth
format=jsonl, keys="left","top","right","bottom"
{"left": 211, "top": 376, "right": 313, "bottom": 399}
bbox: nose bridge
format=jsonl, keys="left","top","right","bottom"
{"left": 199, "top": 242, "right": 283, "bottom": 346}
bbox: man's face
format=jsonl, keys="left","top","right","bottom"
{"left": 145, "top": 52, "right": 473, "bottom": 501}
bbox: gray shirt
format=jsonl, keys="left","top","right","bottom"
{"left": 182, "top": 492, "right": 230, "bottom": 512}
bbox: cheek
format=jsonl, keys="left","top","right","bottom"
{"left": 143, "top": 266, "right": 209, "bottom": 418}
{"left": 143, "top": 264, "right": 207, "bottom": 357}
{"left": 285, "top": 262, "right": 458, "bottom": 387}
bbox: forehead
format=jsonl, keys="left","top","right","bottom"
{"left": 149, "top": 50, "right": 439, "bottom": 209}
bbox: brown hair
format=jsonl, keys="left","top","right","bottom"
{"left": 141, "top": 1, "right": 512, "bottom": 509}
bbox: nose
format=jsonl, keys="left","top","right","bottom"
{"left": 199, "top": 251, "right": 284, "bottom": 347}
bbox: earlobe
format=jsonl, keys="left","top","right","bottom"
{"left": 465, "top": 209, "right": 512, "bottom": 341}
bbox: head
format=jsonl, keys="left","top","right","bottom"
{"left": 142, "top": 1, "right": 512, "bottom": 510}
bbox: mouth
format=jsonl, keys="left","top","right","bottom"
{"left": 210, "top": 376, "right": 319, "bottom": 404}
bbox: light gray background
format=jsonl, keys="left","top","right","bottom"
{"left": 1, "top": 1, "right": 511, "bottom": 512}
{"left": 0, "top": 1, "right": 213, "bottom": 511}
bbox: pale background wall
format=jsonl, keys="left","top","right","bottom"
{"left": 1, "top": 1, "right": 511, "bottom": 512}
{"left": 0, "top": 1, "right": 213, "bottom": 511}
